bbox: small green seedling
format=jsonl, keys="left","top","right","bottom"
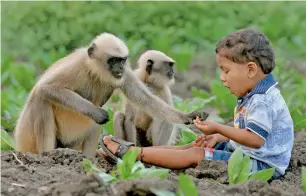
{"left": 83, "top": 148, "right": 169, "bottom": 184}
{"left": 83, "top": 158, "right": 118, "bottom": 184}
{"left": 150, "top": 173, "right": 198, "bottom": 196}
{"left": 175, "top": 125, "right": 197, "bottom": 146}
{"left": 228, "top": 147, "right": 275, "bottom": 184}
{"left": 1, "top": 129, "right": 16, "bottom": 151}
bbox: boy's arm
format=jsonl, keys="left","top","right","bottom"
{"left": 194, "top": 99, "right": 273, "bottom": 148}
{"left": 194, "top": 120, "right": 264, "bottom": 148}
{"left": 215, "top": 133, "right": 230, "bottom": 143}
{"left": 216, "top": 125, "right": 264, "bottom": 148}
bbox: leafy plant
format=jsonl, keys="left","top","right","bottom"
{"left": 83, "top": 148, "right": 169, "bottom": 184}
{"left": 228, "top": 147, "right": 275, "bottom": 184}
{"left": 175, "top": 125, "right": 197, "bottom": 146}
{"left": 102, "top": 107, "right": 115, "bottom": 136}
{"left": 177, "top": 173, "right": 198, "bottom": 196}
{"left": 83, "top": 158, "right": 118, "bottom": 184}
{"left": 150, "top": 173, "right": 198, "bottom": 196}
{"left": 1, "top": 129, "right": 16, "bottom": 151}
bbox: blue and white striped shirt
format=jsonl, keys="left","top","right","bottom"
{"left": 229, "top": 74, "right": 294, "bottom": 175}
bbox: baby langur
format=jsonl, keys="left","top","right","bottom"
{"left": 114, "top": 50, "right": 178, "bottom": 146}
{"left": 14, "top": 32, "right": 208, "bottom": 158}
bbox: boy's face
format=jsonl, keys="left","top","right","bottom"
{"left": 216, "top": 54, "right": 252, "bottom": 97}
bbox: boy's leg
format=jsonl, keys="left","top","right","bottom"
{"left": 102, "top": 136, "right": 205, "bottom": 169}
{"left": 149, "top": 143, "right": 193, "bottom": 150}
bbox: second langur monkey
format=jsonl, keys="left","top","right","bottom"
{"left": 14, "top": 32, "right": 208, "bottom": 158}
{"left": 114, "top": 50, "right": 180, "bottom": 146}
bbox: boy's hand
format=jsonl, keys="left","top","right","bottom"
{"left": 193, "top": 117, "right": 220, "bottom": 135}
{"left": 192, "top": 134, "right": 219, "bottom": 148}
{"left": 192, "top": 134, "right": 206, "bottom": 147}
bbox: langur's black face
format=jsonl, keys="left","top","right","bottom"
{"left": 87, "top": 43, "right": 128, "bottom": 79}
{"left": 165, "top": 61, "right": 175, "bottom": 78}
{"left": 146, "top": 60, "right": 175, "bottom": 79}
{"left": 107, "top": 56, "right": 127, "bottom": 79}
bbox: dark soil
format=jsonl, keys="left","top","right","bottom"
{"left": 1, "top": 132, "right": 305, "bottom": 196}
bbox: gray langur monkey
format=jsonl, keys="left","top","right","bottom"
{"left": 14, "top": 32, "right": 208, "bottom": 158}
{"left": 114, "top": 50, "right": 181, "bottom": 146}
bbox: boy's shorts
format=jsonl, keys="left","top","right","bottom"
{"left": 204, "top": 142, "right": 282, "bottom": 179}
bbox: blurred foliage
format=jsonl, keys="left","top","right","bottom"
{"left": 1, "top": 1, "right": 306, "bottom": 134}
{"left": 2, "top": 2, "right": 306, "bottom": 60}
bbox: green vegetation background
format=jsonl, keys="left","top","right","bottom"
{"left": 1, "top": 2, "right": 306, "bottom": 135}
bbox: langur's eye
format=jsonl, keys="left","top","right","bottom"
{"left": 107, "top": 57, "right": 127, "bottom": 66}
{"left": 168, "top": 62, "right": 174, "bottom": 67}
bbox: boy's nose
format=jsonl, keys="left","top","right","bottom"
{"left": 220, "top": 73, "right": 226, "bottom": 82}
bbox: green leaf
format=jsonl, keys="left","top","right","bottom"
{"left": 1, "top": 129, "right": 16, "bottom": 150}
{"left": 301, "top": 167, "right": 306, "bottom": 192}
{"left": 150, "top": 188, "right": 176, "bottom": 196}
{"left": 295, "top": 118, "right": 306, "bottom": 130}
{"left": 235, "top": 155, "right": 251, "bottom": 183}
{"left": 116, "top": 158, "right": 127, "bottom": 180}
{"left": 175, "top": 126, "right": 197, "bottom": 146}
{"left": 228, "top": 147, "right": 243, "bottom": 184}
{"left": 249, "top": 168, "right": 275, "bottom": 182}
{"left": 83, "top": 159, "right": 92, "bottom": 173}
{"left": 178, "top": 173, "right": 198, "bottom": 196}
{"left": 110, "top": 170, "right": 116, "bottom": 178}
{"left": 96, "top": 171, "right": 118, "bottom": 184}
{"left": 133, "top": 168, "right": 169, "bottom": 179}
{"left": 117, "top": 148, "right": 140, "bottom": 180}
{"left": 131, "top": 160, "right": 145, "bottom": 174}
{"left": 82, "top": 159, "right": 117, "bottom": 184}
{"left": 102, "top": 107, "right": 114, "bottom": 135}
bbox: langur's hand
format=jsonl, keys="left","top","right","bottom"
{"left": 184, "top": 110, "right": 209, "bottom": 125}
{"left": 91, "top": 107, "right": 109, "bottom": 124}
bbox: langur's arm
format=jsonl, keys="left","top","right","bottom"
{"left": 120, "top": 69, "right": 189, "bottom": 124}
{"left": 150, "top": 120, "right": 175, "bottom": 146}
{"left": 37, "top": 85, "right": 108, "bottom": 124}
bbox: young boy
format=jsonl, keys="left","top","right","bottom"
{"left": 99, "top": 28, "right": 294, "bottom": 179}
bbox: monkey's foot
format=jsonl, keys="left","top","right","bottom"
{"left": 98, "top": 133, "right": 136, "bottom": 164}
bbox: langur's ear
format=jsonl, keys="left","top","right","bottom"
{"left": 87, "top": 43, "right": 96, "bottom": 57}
{"left": 146, "top": 59, "right": 154, "bottom": 74}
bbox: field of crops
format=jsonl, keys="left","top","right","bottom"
{"left": 1, "top": 1, "right": 306, "bottom": 196}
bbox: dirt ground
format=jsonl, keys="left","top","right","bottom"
{"left": 1, "top": 131, "right": 305, "bottom": 196}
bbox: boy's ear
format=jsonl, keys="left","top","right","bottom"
{"left": 247, "top": 62, "right": 258, "bottom": 78}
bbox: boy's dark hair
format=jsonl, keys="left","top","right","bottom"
{"left": 215, "top": 28, "right": 275, "bottom": 74}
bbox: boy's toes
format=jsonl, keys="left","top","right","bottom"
{"left": 103, "top": 136, "right": 112, "bottom": 145}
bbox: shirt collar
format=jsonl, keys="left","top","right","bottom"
{"left": 237, "top": 74, "right": 278, "bottom": 106}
